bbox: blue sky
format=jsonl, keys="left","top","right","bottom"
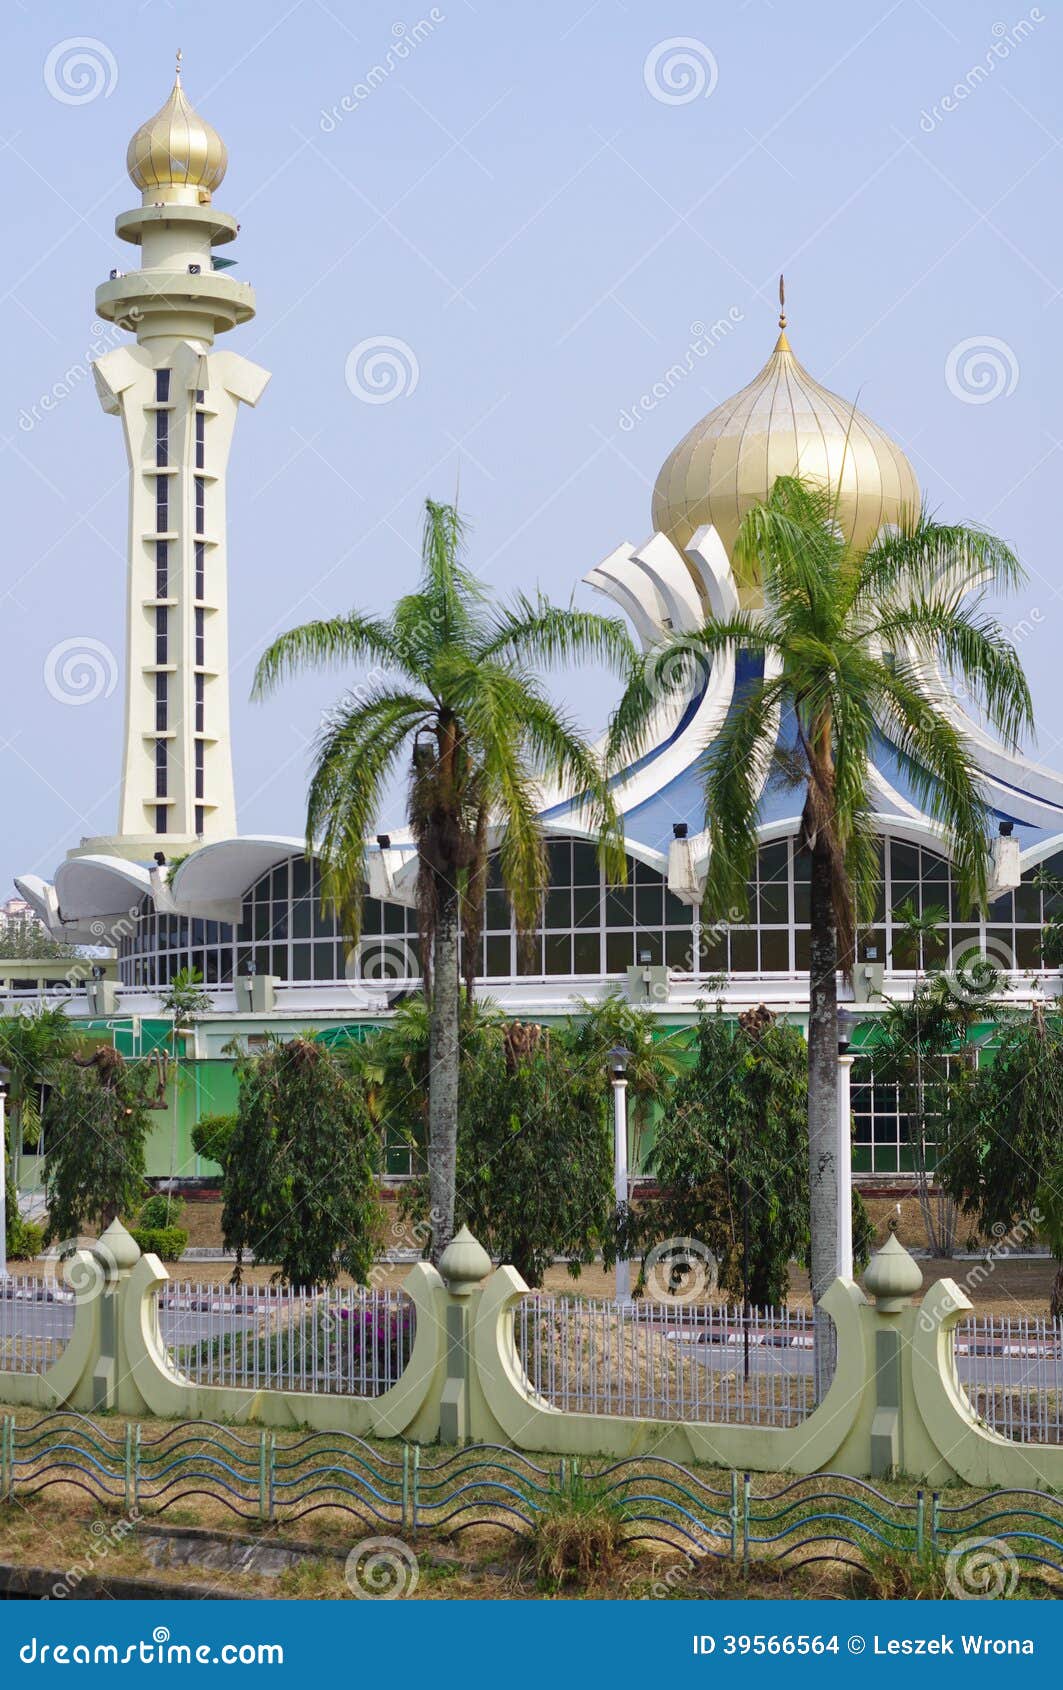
{"left": 2, "top": 0, "right": 1060, "bottom": 893}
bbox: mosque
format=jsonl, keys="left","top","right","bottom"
{"left": 12, "top": 68, "right": 1063, "bottom": 1187}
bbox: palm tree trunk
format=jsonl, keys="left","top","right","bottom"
{"left": 427, "top": 872, "right": 460, "bottom": 1264}
{"left": 807, "top": 838, "right": 839, "bottom": 1399}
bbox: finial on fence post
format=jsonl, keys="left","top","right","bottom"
{"left": 863, "top": 1232, "right": 922, "bottom": 1313}
{"left": 438, "top": 1226, "right": 491, "bottom": 1298}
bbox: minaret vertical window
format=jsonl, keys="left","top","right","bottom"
{"left": 155, "top": 541, "right": 168, "bottom": 599}
{"left": 195, "top": 607, "right": 205, "bottom": 666}
{"left": 194, "top": 475, "right": 205, "bottom": 535}
{"left": 154, "top": 739, "right": 167, "bottom": 798}
{"left": 155, "top": 606, "right": 168, "bottom": 664}
{"left": 155, "top": 674, "right": 167, "bottom": 732}
{"left": 195, "top": 739, "right": 204, "bottom": 800}
{"left": 195, "top": 542, "right": 205, "bottom": 601}
{"left": 194, "top": 673, "right": 205, "bottom": 733}
{"left": 195, "top": 391, "right": 205, "bottom": 468}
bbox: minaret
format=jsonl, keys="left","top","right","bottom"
{"left": 89, "top": 56, "right": 268, "bottom": 855}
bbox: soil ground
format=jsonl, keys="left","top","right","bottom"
{"left": 9, "top": 1192, "right": 1055, "bottom": 1316}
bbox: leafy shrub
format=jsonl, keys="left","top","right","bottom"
{"left": 6, "top": 1207, "right": 44, "bottom": 1260}
{"left": 138, "top": 1192, "right": 185, "bottom": 1229}
{"left": 191, "top": 1113, "right": 237, "bottom": 1171}
{"left": 129, "top": 1225, "right": 188, "bottom": 1261}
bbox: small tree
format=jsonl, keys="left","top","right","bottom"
{"left": 639, "top": 1007, "right": 872, "bottom": 1307}
{"left": 42, "top": 1047, "right": 154, "bottom": 1240}
{"left": 0, "top": 1006, "right": 75, "bottom": 1252}
{"left": 941, "top": 1002, "right": 1063, "bottom": 1307}
{"left": 222, "top": 1035, "right": 383, "bottom": 1288}
{"left": 455, "top": 1022, "right": 613, "bottom": 1286}
{"left": 561, "top": 992, "right": 685, "bottom": 1176}
{"left": 190, "top": 1112, "right": 237, "bottom": 1173}
{"left": 859, "top": 968, "right": 986, "bottom": 1257}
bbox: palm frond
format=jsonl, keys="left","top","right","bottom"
{"left": 702, "top": 675, "right": 787, "bottom": 921}
{"left": 874, "top": 600, "right": 1034, "bottom": 749}
{"left": 478, "top": 592, "right": 636, "bottom": 674}
{"left": 251, "top": 612, "right": 404, "bottom": 700}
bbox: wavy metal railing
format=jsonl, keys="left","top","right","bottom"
{"left": 3, "top": 1413, "right": 1063, "bottom": 1580}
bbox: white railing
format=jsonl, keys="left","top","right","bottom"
{"left": 0, "top": 1276, "right": 75, "bottom": 1374}
{"left": 160, "top": 1283, "right": 415, "bottom": 1397}
{"left": 514, "top": 1296, "right": 826, "bottom": 1427}
{"left": 956, "top": 1314, "right": 1063, "bottom": 1444}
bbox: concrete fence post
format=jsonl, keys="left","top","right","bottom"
{"left": 436, "top": 1226, "right": 493, "bottom": 1445}
{"left": 861, "top": 1232, "right": 924, "bottom": 1478}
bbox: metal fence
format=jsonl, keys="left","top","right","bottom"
{"left": 514, "top": 1296, "right": 828, "bottom": 1427}
{"left": 4, "top": 1413, "right": 1063, "bottom": 1587}
{"left": 0, "top": 1276, "right": 74, "bottom": 1375}
{"left": 956, "top": 1314, "right": 1063, "bottom": 1445}
{"left": 160, "top": 1283, "right": 415, "bottom": 1398}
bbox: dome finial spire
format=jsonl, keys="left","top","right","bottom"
{"left": 175, "top": 47, "right": 183, "bottom": 83}
{"left": 778, "top": 272, "right": 786, "bottom": 331}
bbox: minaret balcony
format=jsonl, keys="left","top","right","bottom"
{"left": 95, "top": 270, "right": 255, "bottom": 338}
{"left": 142, "top": 530, "right": 179, "bottom": 543}
{"left": 115, "top": 204, "right": 238, "bottom": 249}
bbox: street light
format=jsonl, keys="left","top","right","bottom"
{"left": 836, "top": 1008, "right": 857, "bottom": 1281}
{"left": 0, "top": 1062, "right": 10, "bottom": 1281}
{"left": 608, "top": 1046, "right": 632, "bottom": 1301}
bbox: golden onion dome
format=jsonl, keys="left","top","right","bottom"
{"left": 126, "top": 57, "right": 227, "bottom": 198}
{"left": 652, "top": 284, "right": 920, "bottom": 597}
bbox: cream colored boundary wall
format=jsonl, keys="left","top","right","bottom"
{"left": 3, "top": 1222, "right": 1060, "bottom": 1487}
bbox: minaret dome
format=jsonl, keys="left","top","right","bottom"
{"left": 126, "top": 53, "right": 227, "bottom": 203}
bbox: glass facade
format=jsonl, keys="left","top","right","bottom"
{"left": 114, "top": 833, "right": 1058, "bottom": 1176}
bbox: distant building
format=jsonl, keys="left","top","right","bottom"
{"left": 12, "top": 65, "right": 1063, "bottom": 1188}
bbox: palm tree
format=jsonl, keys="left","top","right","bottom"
{"left": 610, "top": 475, "right": 1032, "bottom": 1356}
{"left": 254, "top": 500, "right": 633, "bottom": 1259}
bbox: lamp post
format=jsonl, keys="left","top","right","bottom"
{"left": 609, "top": 1045, "right": 632, "bottom": 1301}
{"left": 836, "top": 1008, "right": 856, "bottom": 1281}
{"left": 0, "top": 1062, "right": 10, "bottom": 1281}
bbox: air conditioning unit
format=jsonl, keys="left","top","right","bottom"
{"left": 87, "top": 978, "right": 120, "bottom": 1017}
{"left": 852, "top": 961, "right": 885, "bottom": 1004}
{"left": 626, "top": 963, "right": 670, "bottom": 1006}
{"left": 236, "top": 974, "right": 277, "bottom": 1014}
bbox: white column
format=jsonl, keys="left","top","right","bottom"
{"left": 836, "top": 1052, "right": 855, "bottom": 1280}
{"left": 612, "top": 1076, "right": 630, "bottom": 1301}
